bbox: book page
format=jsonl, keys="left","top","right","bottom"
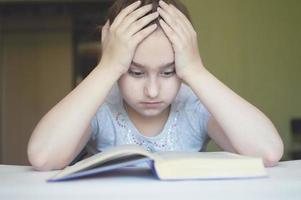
{"left": 153, "top": 151, "right": 253, "bottom": 161}
{"left": 50, "top": 145, "right": 155, "bottom": 179}
{"left": 152, "top": 151, "right": 266, "bottom": 180}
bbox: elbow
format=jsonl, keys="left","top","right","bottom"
{"left": 27, "top": 138, "right": 52, "bottom": 171}
{"left": 27, "top": 144, "right": 67, "bottom": 171}
{"left": 27, "top": 148, "right": 53, "bottom": 171}
{"left": 28, "top": 153, "right": 53, "bottom": 171}
{"left": 262, "top": 140, "right": 284, "bottom": 167}
{"left": 27, "top": 132, "right": 70, "bottom": 171}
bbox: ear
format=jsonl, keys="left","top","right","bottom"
{"left": 101, "top": 20, "right": 110, "bottom": 44}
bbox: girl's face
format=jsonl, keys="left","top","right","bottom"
{"left": 118, "top": 29, "right": 181, "bottom": 118}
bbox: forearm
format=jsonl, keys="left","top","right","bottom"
{"left": 27, "top": 62, "right": 120, "bottom": 170}
{"left": 184, "top": 66, "right": 283, "bottom": 159}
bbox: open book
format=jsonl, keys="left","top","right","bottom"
{"left": 47, "top": 144, "right": 267, "bottom": 182}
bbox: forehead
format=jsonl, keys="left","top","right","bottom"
{"left": 133, "top": 29, "right": 174, "bottom": 68}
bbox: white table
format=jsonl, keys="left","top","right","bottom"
{"left": 1, "top": 160, "right": 301, "bottom": 200}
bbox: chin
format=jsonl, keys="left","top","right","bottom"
{"left": 136, "top": 108, "right": 165, "bottom": 118}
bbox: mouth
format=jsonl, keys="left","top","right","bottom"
{"left": 140, "top": 101, "right": 163, "bottom": 108}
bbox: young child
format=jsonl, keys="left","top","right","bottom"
{"left": 27, "top": 0, "right": 284, "bottom": 171}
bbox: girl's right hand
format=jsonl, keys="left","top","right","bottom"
{"left": 99, "top": 1, "right": 159, "bottom": 76}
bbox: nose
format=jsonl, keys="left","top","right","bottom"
{"left": 144, "top": 77, "right": 159, "bottom": 99}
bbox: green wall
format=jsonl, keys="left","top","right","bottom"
{"left": 184, "top": 0, "right": 301, "bottom": 159}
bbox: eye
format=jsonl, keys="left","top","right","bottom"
{"left": 128, "top": 69, "right": 144, "bottom": 78}
{"left": 160, "top": 70, "right": 176, "bottom": 77}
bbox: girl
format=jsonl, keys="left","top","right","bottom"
{"left": 27, "top": 0, "right": 284, "bottom": 171}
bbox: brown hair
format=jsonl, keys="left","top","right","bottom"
{"left": 106, "top": 0, "right": 192, "bottom": 28}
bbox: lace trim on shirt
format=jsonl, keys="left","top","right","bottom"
{"left": 115, "top": 109, "right": 180, "bottom": 153}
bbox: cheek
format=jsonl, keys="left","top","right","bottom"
{"left": 118, "top": 75, "right": 141, "bottom": 97}
{"left": 118, "top": 75, "right": 129, "bottom": 90}
{"left": 118, "top": 76, "right": 129, "bottom": 93}
{"left": 162, "top": 77, "right": 181, "bottom": 99}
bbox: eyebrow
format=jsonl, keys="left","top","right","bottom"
{"left": 131, "top": 61, "right": 175, "bottom": 69}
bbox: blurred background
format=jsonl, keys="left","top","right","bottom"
{"left": 0, "top": 0, "right": 300, "bottom": 165}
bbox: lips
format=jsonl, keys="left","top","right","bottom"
{"left": 142, "top": 102, "right": 162, "bottom": 104}
{"left": 141, "top": 101, "right": 163, "bottom": 108}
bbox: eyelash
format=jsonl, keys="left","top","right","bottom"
{"left": 128, "top": 70, "right": 176, "bottom": 78}
{"left": 162, "top": 71, "right": 176, "bottom": 77}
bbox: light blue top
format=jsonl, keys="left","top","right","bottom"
{"left": 86, "top": 83, "right": 211, "bottom": 154}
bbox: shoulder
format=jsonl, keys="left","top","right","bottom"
{"left": 174, "top": 83, "right": 211, "bottom": 131}
{"left": 91, "top": 83, "right": 123, "bottom": 135}
{"left": 174, "top": 83, "right": 207, "bottom": 112}
{"left": 94, "top": 83, "right": 123, "bottom": 117}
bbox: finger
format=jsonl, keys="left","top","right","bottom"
{"left": 127, "top": 12, "right": 159, "bottom": 36}
{"left": 168, "top": 4, "right": 192, "bottom": 38}
{"left": 111, "top": 1, "right": 141, "bottom": 30}
{"left": 132, "top": 23, "right": 158, "bottom": 46}
{"left": 157, "top": 7, "right": 185, "bottom": 43}
{"left": 159, "top": 19, "right": 181, "bottom": 47}
{"left": 101, "top": 20, "right": 110, "bottom": 44}
{"left": 158, "top": 1, "right": 189, "bottom": 39}
{"left": 159, "top": 1, "right": 181, "bottom": 23}
{"left": 119, "top": 4, "right": 153, "bottom": 32}
{"left": 169, "top": 4, "right": 196, "bottom": 36}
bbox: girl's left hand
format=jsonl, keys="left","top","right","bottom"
{"left": 157, "top": 0, "right": 205, "bottom": 80}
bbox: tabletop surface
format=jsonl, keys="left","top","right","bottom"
{"left": 1, "top": 160, "right": 301, "bottom": 200}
